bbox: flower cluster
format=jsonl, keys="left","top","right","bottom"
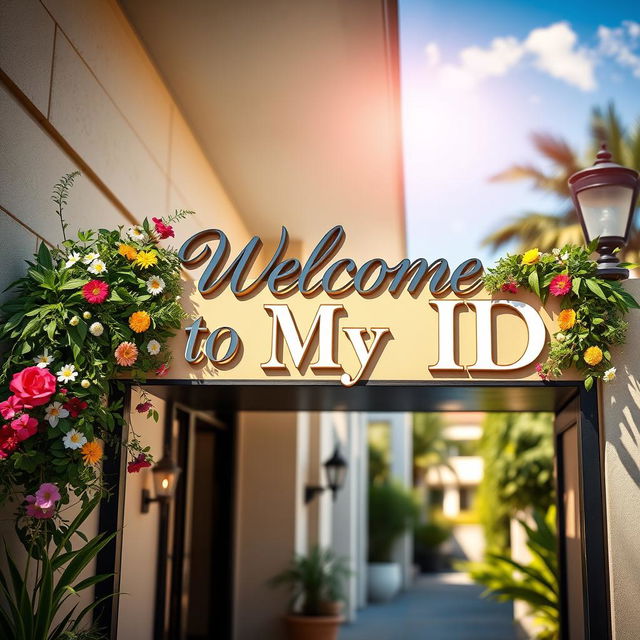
{"left": 0, "top": 179, "right": 191, "bottom": 521}
{"left": 483, "top": 242, "right": 639, "bottom": 390}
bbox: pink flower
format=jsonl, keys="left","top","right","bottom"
{"left": 549, "top": 274, "right": 572, "bottom": 297}
{"left": 82, "top": 279, "right": 110, "bottom": 304}
{"left": 155, "top": 363, "right": 169, "bottom": 377}
{"left": 25, "top": 495, "right": 55, "bottom": 519}
{"left": 10, "top": 414, "right": 38, "bottom": 441}
{"left": 128, "top": 453, "right": 152, "bottom": 473}
{"left": 152, "top": 217, "right": 175, "bottom": 240}
{"left": 535, "top": 363, "right": 549, "bottom": 381}
{"left": 35, "top": 482, "right": 61, "bottom": 509}
{"left": 9, "top": 366, "right": 57, "bottom": 408}
{"left": 0, "top": 395, "right": 23, "bottom": 420}
{"left": 501, "top": 281, "right": 518, "bottom": 294}
{"left": 114, "top": 342, "right": 138, "bottom": 367}
{"left": 136, "top": 401, "right": 153, "bottom": 413}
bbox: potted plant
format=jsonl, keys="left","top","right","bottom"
{"left": 413, "top": 520, "right": 452, "bottom": 573}
{"left": 367, "top": 482, "right": 417, "bottom": 602}
{"left": 270, "top": 546, "right": 351, "bottom": 640}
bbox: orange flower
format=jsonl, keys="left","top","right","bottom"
{"left": 118, "top": 243, "right": 138, "bottom": 260}
{"left": 114, "top": 341, "right": 138, "bottom": 366}
{"left": 584, "top": 346, "right": 603, "bottom": 367}
{"left": 81, "top": 440, "right": 103, "bottom": 465}
{"left": 557, "top": 309, "right": 576, "bottom": 330}
{"left": 129, "top": 311, "right": 151, "bottom": 333}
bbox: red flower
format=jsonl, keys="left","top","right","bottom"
{"left": 535, "top": 363, "right": 549, "bottom": 381}
{"left": 501, "top": 281, "right": 518, "bottom": 294}
{"left": 0, "top": 425, "right": 19, "bottom": 458}
{"left": 128, "top": 453, "right": 152, "bottom": 473}
{"left": 82, "top": 280, "right": 110, "bottom": 304}
{"left": 10, "top": 414, "right": 38, "bottom": 441}
{"left": 0, "top": 395, "right": 23, "bottom": 420}
{"left": 63, "top": 397, "right": 88, "bottom": 418}
{"left": 136, "top": 401, "right": 153, "bottom": 413}
{"left": 152, "top": 217, "right": 175, "bottom": 240}
{"left": 549, "top": 274, "right": 572, "bottom": 297}
{"left": 155, "top": 363, "right": 169, "bottom": 377}
{"left": 9, "top": 366, "right": 57, "bottom": 408}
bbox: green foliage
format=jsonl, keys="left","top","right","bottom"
{"left": 484, "top": 102, "right": 640, "bottom": 264}
{"left": 483, "top": 243, "right": 638, "bottom": 387}
{"left": 368, "top": 482, "right": 418, "bottom": 562}
{"left": 51, "top": 172, "right": 80, "bottom": 241}
{"left": 477, "top": 413, "right": 554, "bottom": 549}
{"left": 269, "top": 546, "right": 351, "bottom": 615}
{"left": 368, "top": 443, "right": 388, "bottom": 485}
{"left": 0, "top": 495, "right": 114, "bottom": 640}
{"left": 0, "top": 175, "right": 192, "bottom": 512}
{"left": 412, "top": 413, "right": 451, "bottom": 486}
{"left": 466, "top": 508, "right": 559, "bottom": 640}
{"left": 414, "top": 520, "right": 452, "bottom": 550}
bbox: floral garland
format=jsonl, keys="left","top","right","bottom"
{"left": 0, "top": 173, "right": 191, "bottom": 529}
{"left": 483, "top": 241, "right": 639, "bottom": 390}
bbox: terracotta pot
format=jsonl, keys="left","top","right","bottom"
{"left": 285, "top": 615, "right": 344, "bottom": 640}
{"left": 318, "top": 600, "right": 343, "bottom": 616}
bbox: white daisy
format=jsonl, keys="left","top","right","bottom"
{"left": 82, "top": 252, "right": 100, "bottom": 265}
{"left": 127, "top": 226, "right": 147, "bottom": 242}
{"left": 83, "top": 311, "right": 92, "bottom": 320}
{"left": 603, "top": 367, "right": 617, "bottom": 382}
{"left": 147, "top": 339, "right": 161, "bottom": 356}
{"left": 63, "top": 429, "right": 87, "bottom": 450}
{"left": 65, "top": 252, "right": 82, "bottom": 268}
{"left": 88, "top": 259, "right": 107, "bottom": 275}
{"left": 45, "top": 402, "right": 69, "bottom": 427}
{"left": 33, "top": 350, "right": 54, "bottom": 368}
{"left": 69, "top": 315, "right": 80, "bottom": 326}
{"left": 561, "top": 252, "right": 570, "bottom": 261}
{"left": 81, "top": 379, "right": 91, "bottom": 388}
{"left": 146, "top": 275, "right": 166, "bottom": 296}
{"left": 57, "top": 364, "right": 78, "bottom": 383}
{"left": 89, "top": 322, "right": 104, "bottom": 336}
{"left": 556, "top": 333, "right": 566, "bottom": 343}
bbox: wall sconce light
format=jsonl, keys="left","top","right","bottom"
{"left": 305, "top": 445, "right": 348, "bottom": 504}
{"left": 141, "top": 448, "right": 181, "bottom": 513}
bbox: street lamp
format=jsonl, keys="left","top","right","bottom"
{"left": 141, "top": 448, "right": 181, "bottom": 513}
{"left": 569, "top": 144, "right": 639, "bottom": 280}
{"left": 304, "top": 445, "right": 348, "bottom": 504}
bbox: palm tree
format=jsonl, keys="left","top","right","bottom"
{"left": 483, "top": 103, "right": 640, "bottom": 263}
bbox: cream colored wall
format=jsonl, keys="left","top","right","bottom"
{"left": 0, "top": 0, "right": 250, "bottom": 636}
{"left": 601, "top": 279, "right": 640, "bottom": 640}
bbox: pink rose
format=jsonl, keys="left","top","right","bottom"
{"left": 136, "top": 401, "right": 153, "bottom": 413}
{"left": 10, "top": 414, "right": 38, "bottom": 441}
{"left": 9, "top": 366, "right": 57, "bottom": 408}
{"left": 0, "top": 395, "right": 23, "bottom": 420}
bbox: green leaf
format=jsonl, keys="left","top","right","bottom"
{"left": 585, "top": 279, "right": 606, "bottom": 300}
{"left": 584, "top": 376, "right": 594, "bottom": 391}
{"left": 528, "top": 269, "right": 541, "bottom": 297}
{"left": 37, "top": 242, "right": 53, "bottom": 269}
{"left": 571, "top": 277, "right": 581, "bottom": 296}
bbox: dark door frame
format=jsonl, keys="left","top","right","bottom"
{"left": 95, "top": 380, "right": 611, "bottom": 640}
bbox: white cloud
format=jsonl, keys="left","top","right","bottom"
{"left": 524, "top": 22, "right": 596, "bottom": 91}
{"left": 425, "top": 21, "right": 597, "bottom": 92}
{"left": 598, "top": 21, "right": 640, "bottom": 78}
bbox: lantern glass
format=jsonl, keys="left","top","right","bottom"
{"left": 152, "top": 462, "right": 180, "bottom": 498}
{"left": 576, "top": 184, "right": 635, "bottom": 241}
{"left": 325, "top": 462, "right": 347, "bottom": 492}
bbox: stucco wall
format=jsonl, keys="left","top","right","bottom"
{"left": 0, "top": 0, "right": 250, "bottom": 636}
{"left": 601, "top": 279, "right": 640, "bottom": 640}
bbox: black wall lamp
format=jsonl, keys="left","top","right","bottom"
{"left": 569, "top": 144, "right": 639, "bottom": 280}
{"left": 141, "top": 448, "right": 181, "bottom": 513}
{"left": 305, "top": 445, "right": 348, "bottom": 504}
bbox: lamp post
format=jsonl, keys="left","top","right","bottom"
{"left": 305, "top": 445, "right": 348, "bottom": 504}
{"left": 141, "top": 447, "right": 181, "bottom": 513}
{"left": 569, "top": 144, "right": 639, "bottom": 280}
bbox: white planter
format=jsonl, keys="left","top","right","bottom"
{"left": 367, "top": 562, "right": 401, "bottom": 603}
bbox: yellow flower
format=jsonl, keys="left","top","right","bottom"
{"left": 557, "top": 309, "right": 576, "bottom": 331}
{"left": 81, "top": 441, "right": 103, "bottom": 465}
{"left": 521, "top": 248, "right": 540, "bottom": 265}
{"left": 135, "top": 250, "right": 158, "bottom": 269}
{"left": 584, "top": 346, "right": 603, "bottom": 367}
{"left": 129, "top": 310, "right": 151, "bottom": 333}
{"left": 118, "top": 243, "right": 138, "bottom": 260}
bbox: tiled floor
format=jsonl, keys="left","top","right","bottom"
{"left": 339, "top": 572, "right": 516, "bottom": 640}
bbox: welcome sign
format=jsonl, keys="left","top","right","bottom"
{"left": 165, "top": 226, "right": 569, "bottom": 385}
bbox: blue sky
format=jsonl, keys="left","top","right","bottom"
{"left": 398, "top": 0, "right": 640, "bottom": 267}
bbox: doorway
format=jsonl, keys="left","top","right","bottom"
{"left": 99, "top": 381, "right": 610, "bottom": 640}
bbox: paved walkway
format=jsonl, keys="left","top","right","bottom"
{"left": 339, "top": 573, "right": 516, "bottom": 640}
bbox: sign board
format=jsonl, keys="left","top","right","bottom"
{"left": 163, "top": 226, "right": 574, "bottom": 385}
